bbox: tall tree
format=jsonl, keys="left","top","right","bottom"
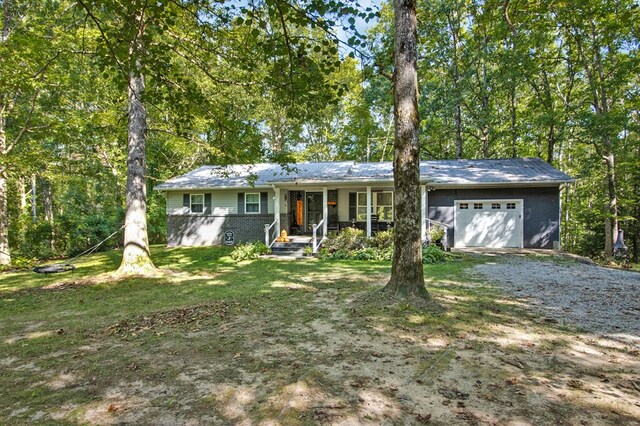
{"left": 0, "top": 0, "right": 8, "bottom": 264}
{"left": 383, "top": 0, "right": 429, "bottom": 299}
{"left": 556, "top": 0, "right": 638, "bottom": 256}
{"left": 76, "top": 0, "right": 157, "bottom": 273}
{"left": 119, "top": 6, "right": 153, "bottom": 274}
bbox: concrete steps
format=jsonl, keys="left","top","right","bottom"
{"left": 270, "top": 237, "right": 313, "bottom": 258}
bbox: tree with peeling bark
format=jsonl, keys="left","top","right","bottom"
{"left": 120, "top": 11, "right": 153, "bottom": 274}
{"left": 382, "top": 0, "right": 430, "bottom": 300}
{"left": 75, "top": 0, "right": 157, "bottom": 274}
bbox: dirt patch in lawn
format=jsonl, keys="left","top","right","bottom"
{"left": 2, "top": 261, "right": 639, "bottom": 425}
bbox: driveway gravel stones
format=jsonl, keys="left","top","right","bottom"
{"left": 473, "top": 256, "right": 640, "bottom": 346}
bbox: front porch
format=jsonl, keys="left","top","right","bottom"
{"left": 264, "top": 185, "right": 436, "bottom": 253}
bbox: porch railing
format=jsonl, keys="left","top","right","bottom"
{"left": 312, "top": 218, "right": 326, "bottom": 254}
{"left": 264, "top": 219, "right": 279, "bottom": 248}
{"left": 426, "top": 219, "right": 450, "bottom": 251}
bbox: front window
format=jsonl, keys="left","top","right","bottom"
{"left": 245, "top": 193, "right": 260, "bottom": 214}
{"left": 357, "top": 191, "right": 394, "bottom": 221}
{"left": 375, "top": 192, "right": 393, "bottom": 221}
{"left": 357, "top": 193, "right": 368, "bottom": 221}
{"left": 190, "top": 194, "right": 204, "bottom": 213}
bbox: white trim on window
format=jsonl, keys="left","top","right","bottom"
{"left": 356, "top": 192, "right": 368, "bottom": 221}
{"left": 375, "top": 191, "right": 394, "bottom": 221}
{"left": 356, "top": 191, "right": 394, "bottom": 221}
{"left": 190, "top": 194, "right": 204, "bottom": 214}
{"left": 245, "top": 192, "right": 260, "bottom": 214}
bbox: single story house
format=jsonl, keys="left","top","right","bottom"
{"left": 154, "top": 158, "right": 574, "bottom": 250}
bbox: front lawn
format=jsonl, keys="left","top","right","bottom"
{"left": 0, "top": 246, "right": 637, "bottom": 425}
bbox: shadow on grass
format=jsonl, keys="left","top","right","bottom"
{"left": 0, "top": 249, "right": 638, "bottom": 424}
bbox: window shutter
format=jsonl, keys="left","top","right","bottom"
{"left": 183, "top": 193, "right": 190, "bottom": 211}
{"left": 261, "top": 192, "right": 268, "bottom": 214}
{"left": 348, "top": 192, "right": 356, "bottom": 221}
{"left": 237, "top": 192, "right": 245, "bottom": 214}
{"left": 204, "top": 193, "right": 212, "bottom": 214}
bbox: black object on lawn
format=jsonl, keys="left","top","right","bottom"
{"left": 32, "top": 264, "right": 76, "bottom": 275}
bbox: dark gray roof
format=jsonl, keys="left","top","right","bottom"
{"left": 155, "top": 158, "right": 573, "bottom": 190}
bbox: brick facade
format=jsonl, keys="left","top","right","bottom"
{"left": 167, "top": 214, "right": 273, "bottom": 246}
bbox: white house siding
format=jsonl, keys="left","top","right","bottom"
{"left": 166, "top": 190, "right": 275, "bottom": 215}
{"left": 280, "top": 190, "right": 288, "bottom": 214}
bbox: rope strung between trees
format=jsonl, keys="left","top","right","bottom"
{"left": 32, "top": 224, "right": 125, "bottom": 275}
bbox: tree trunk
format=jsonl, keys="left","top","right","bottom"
{"left": 117, "top": 16, "right": 155, "bottom": 274}
{"left": 0, "top": 0, "right": 11, "bottom": 265}
{"left": 454, "top": 103, "right": 462, "bottom": 159}
{"left": 603, "top": 151, "right": 617, "bottom": 257}
{"left": 447, "top": 10, "right": 463, "bottom": 160}
{"left": 41, "top": 177, "right": 54, "bottom": 251}
{"left": 481, "top": 127, "right": 489, "bottom": 159}
{"left": 31, "top": 174, "right": 36, "bottom": 223}
{"left": 41, "top": 178, "right": 53, "bottom": 223}
{"left": 546, "top": 123, "right": 555, "bottom": 164}
{"left": 480, "top": 23, "right": 490, "bottom": 159}
{"left": 0, "top": 168, "right": 8, "bottom": 265}
{"left": 18, "top": 176, "right": 27, "bottom": 214}
{"left": 383, "top": 0, "right": 428, "bottom": 300}
{"left": 510, "top": 83, "right": 517, "bottom": 158}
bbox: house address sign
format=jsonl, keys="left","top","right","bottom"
{"left": 224, "top": 230, "right": 235, "bottom": 245}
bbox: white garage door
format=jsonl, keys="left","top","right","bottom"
{"left": 454, "top": 200, "right": 523, "bottom": 248}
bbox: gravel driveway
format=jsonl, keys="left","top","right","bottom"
{"left": 473, "top": 256, "right": 640, "bottom": 344}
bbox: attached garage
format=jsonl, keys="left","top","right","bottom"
{"left": 453, "top": 200, "right": 523, "bottom": 248}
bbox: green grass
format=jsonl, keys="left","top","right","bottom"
{"left": 0, "top": 245, "right": 396, "bottom": 423}
{"left": 1, "top": 246, "right": 637, "bottom": 425}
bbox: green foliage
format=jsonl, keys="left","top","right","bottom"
{"left": 3, "top": 0, "right": 639, "bottom": 267}
{"left": 422, "top": 245, "right": 446, "bottom": 264}
{"left": 426, "top": 226, "right": 445, "bottom": 245}
{"left": 369, "top": 229, "right": 394, "bottom": 249}
{"left": 319, "top": 228, "right": 391, "bottom": 262}
{"left": 230, "top": 241, "right": 271, "bottom": 262}
{"left": 0, "top": 256, "right": 37, "bottom": 273}
{"left": 322, "top": 227, "right": 367, "bottom": 253}
{"left": 16, "top": 221, "right": 55, "bottom": 260}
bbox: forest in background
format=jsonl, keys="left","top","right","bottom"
{"left": 1, "top": 0, "right": 638, "bottom": 266}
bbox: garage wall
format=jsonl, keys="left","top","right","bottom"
{"left": 427, "top": 187, "right": 560, "bottom": 249}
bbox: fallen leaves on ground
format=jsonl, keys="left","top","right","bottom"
{"left": 106, "top": 301, "right": 238, "bottom": 335}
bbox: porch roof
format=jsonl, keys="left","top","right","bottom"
{"left": 154, "top": 158, "right": 573, "bottom": 190}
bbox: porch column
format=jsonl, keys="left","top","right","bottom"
{"left": 274, "top": 187, "right": 281, "bottom": 234}
{"left": 322, "top": 186, "right": 328, "bottom": 236}
{"left": 366, "top": 186, "right": 372, "bottom": 238}
{"left": 421, "top": 185, "right": 427, "bottom": 243}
